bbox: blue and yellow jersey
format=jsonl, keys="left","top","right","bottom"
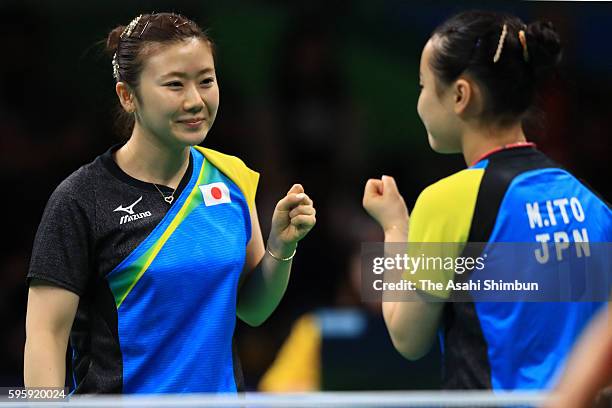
{"left": 408, "top": 145, "right": 611, "bottom": 390}
{"left": 28, "top": 145, "right": 258, "bottom": 393}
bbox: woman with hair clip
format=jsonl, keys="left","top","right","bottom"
{"left": 24, "top": 12, "right": 316, "bottom": 394}
{"left": 363, "top": 10, "right": 611, "bottom": 391}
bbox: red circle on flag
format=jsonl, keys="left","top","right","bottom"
{"left": 211, "top": 187, "right": 222, "bottom": 200}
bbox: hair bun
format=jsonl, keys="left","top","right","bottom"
{"left": 105, "top": 26, "right": 125, "bottom": 57}
{"left": 526, "top": 20, "right": 562, "bottom": 82}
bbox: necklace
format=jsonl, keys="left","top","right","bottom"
{"left": 153, "top": 184, "right": 175, "bottom": 204}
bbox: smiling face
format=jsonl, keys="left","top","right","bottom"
{"left": 416, "top": 38, "right": 463, "bottom": 154}
{"left": 131, "top": 37, "right": 219, "bottom": 148}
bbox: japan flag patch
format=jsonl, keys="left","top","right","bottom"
{"left": 199, "top": 182, "right": 232, "bottom": 206}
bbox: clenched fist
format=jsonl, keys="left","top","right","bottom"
{"left": 268, "top": 184, "right": 316, "bottom": 257}
{"left": 362, "top": 175, "right": 409, "bottom": 236}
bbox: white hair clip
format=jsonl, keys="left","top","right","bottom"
{"left": 113, "top": 15, "right": 144, "bottom": 81}
{"left": 112, "top": 52, "right": 120, "bottom": 80}
{"left": 121, "top": 14, "right": 143, "bottom": 39}
{"left": 493, "top": 23, "right": 508, "bottom": 63}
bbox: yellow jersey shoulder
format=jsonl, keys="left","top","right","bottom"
{"left": 194, "top": 146, "right": 260, "bottom": 214}
{"left": 408, "top": 168, "right": 485, "bottom": 243}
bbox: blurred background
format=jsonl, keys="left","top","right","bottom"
{"left": 1, "top": 0, "right": 610, "bottom": 390}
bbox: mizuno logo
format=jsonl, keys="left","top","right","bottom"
{"left": 114, "top": 196, "right": 143, "bottom": 215}
{"left": 113, "top": 196, "right": 152, "bottom": 225}
{"left": 118, "top": 211, "right": 152, "bottom": 225}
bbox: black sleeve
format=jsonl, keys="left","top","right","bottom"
{"left": 28, "top": 175, "right": 94, "bottom": 296}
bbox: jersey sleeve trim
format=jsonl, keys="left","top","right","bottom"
{"left": 27, "top": 274, "right": 85, "bottom": 297}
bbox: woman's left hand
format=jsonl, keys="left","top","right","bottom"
{"left": 268, "top": 184, "right": 316, "bottom": 257}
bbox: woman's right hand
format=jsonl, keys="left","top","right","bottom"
{"left": 362, "top": 175, "right": 410, "bottom": 236}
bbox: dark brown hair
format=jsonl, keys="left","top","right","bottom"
{"left": 429, "top": 10, "right": 562, "bottom": 125}
{"left": 105, "top": 12, "right": 215, "bottom": 138}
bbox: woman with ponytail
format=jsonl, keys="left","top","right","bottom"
{"left": 363, "top": 10, "right": 611, "bottom": 391}
{"left": 24, "top": 12, "right": 316, "bottom": 394}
